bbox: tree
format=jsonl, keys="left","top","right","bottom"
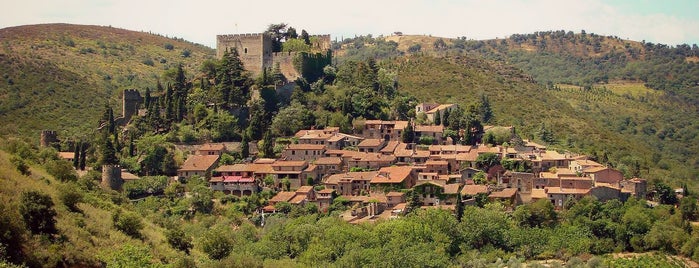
{"left": 261, "top": 130, "right": 275, "bottom": 158}
{"left": 46, "top": 159, "right": 77, "bottom": 182}
{"left": 434, "top": 111, "right": 441, "bottom": 125}
{"left": 216, "top": 48, "right": 251, "bottom": 108}
{"left": 455, "top": 192, "right": 464, "bottom": 222}
{"left": 79, "top": 142, "right": 87, "bottom": 170}
{"left": 200, "top": 225, "right": 234, "bottom": 260}
{"left": 478, "top": 94, "right": 493, "bottom": 123}
{"left": 166, "top": 227, "right": 193, "bottom": 254}
{"left": 58, "top": 184, "right": 83, "bottom": 212}
{"left": 301, "top": 29, "right": 311, "bottom": 45}
{"left": 442, "top": 109, "right": 450, "bottom": 127}
{"left": 112, "top": 210, "right": 143, "bottom": 238}
{"left": 265, "top": 23, "right": 288, "bottom": 52}
{"left": 101, "top": 134, "right": 119, "bottom": 165}
{"left": 476, "top": 152, "right": 501, "bottom": 170}
{"left": 240, "top": 134, "right": 250, "bottom": 159}
{"left": 402, "top": 121, "right": 415, "bottom": 143}
{"left": 473, "top": 171, "right": 487, "bottom": 185}
{"left": 190, "top": 185, "right": 214, "bottom": 214}
{"left": 19, "top": 191, "right": 57, "bottom": 235}
{"left": 72, "top": 142, "right": 80, "bottom": 169}
{"left": 655, "top": 181, "right": 678, "bottom": 205}
{"left": 406, "top": 190, "right": 422, "bottom": 214}
{"left": 679, "top": 196, "right": 697, "bottom": 221}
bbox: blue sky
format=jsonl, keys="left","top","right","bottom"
{"left": 3, "top": 0, "right": 698, "bottom": 48}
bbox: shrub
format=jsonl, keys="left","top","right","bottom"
{"left": 58, "top": 184, "right": 83, "bottom": 212}
{"left": 19, "top": 191, "right": 57, "bottom": 235}
{"left": 164, "top": 43, "right": 174, "bottom": 50}
{"left": 112, "top": 210, "right": 143, "bottom": 238}
{"left": 166, "top": 228, "right": 193, "bottom": 254}
{"left": 45, "top": 159, "right": 77, "bottom": 182}
{"left": 200, "top": 225, "right": 234, "bottom": 260}
{"left": 141, "top": 58, "right": 154, "bottom": 66}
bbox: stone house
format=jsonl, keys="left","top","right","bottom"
{"left": 361, "top": 120, "right": 408, "bottom": 140}
{"left": 357, "top": 138, "right": 386, "bottom": 153}
{"left": 324, "top": 171, "right": 377, "bottom": 196}
{"left": 178, "top": 155, "right": 220, "bottom": 180}
{"left": 583, "top": 167, "right": 624, "bottom": 185}
{"left": 281, "top": 144, "right": 325, "bottom": 161}
{"left": 414, "top": 125, "right": 444, "bottom": 144}
{"left": 197, "top": 143, "right": 227, "bottom": 156}
{"left": 370, "top": 166, "right": 417, "bottom": 190}
{"left": 271, "top": 161, "right": 309, "bottom": 189}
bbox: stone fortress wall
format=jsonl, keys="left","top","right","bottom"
{"left": 216, "top": 33, "right": 331, "bottom": 81}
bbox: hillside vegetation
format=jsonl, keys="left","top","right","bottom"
{"left": 0, "top": 24, "right": 215, "bottom": 139}
{"left": 336, "top": 33, "right": 698, "bottom": 191}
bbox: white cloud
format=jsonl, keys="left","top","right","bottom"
{"left": 2, "top": 0, "right": 697, "bottom": 47}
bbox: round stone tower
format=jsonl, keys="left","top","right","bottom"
{"left": 101, "top": 165, "right": 123, "bottom": 191}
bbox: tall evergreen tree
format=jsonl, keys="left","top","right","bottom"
{"left": 434, "top": 111, "right": 441, "bottom": 125}
{"left": 144, "top": 87, "right": 151, "bottom": 109}
{"left": 79, "top": 142, "right": 87, "bottom": 170}
{"left": 479, "top": 94, "right": 493, "bottom": 124}
{"left": 72, "top": 141, "right": 80, "bottom": 169}
{"left": 240, "top": 134, "right": 250, "bottom": 159}
{"left": 128, "top": 134, "right": 135, "bottom": 157}
{"left": 216, "top": 48, "right": 250, "bottom": 108}
{"left": 442, "top": 109, "right": 450, "bottom": 127}
{"left": 261, "top": 130, "right": 274, "bottom": 158}
{"left": 402, "top": 121, "right": 415, "bottom": 143}
{"left": 101, "top": 134, "right": 119, "bottom": 165}
{"left": 456, "top": 192, "right": 464, "bottom": 222}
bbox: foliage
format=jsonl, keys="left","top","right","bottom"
{"left": 58, "top": 183, "right": 83, "bottom": 212}
{"left": 200, "top": 225, "right": 234, "bottom": 260}
{"left": 476, "top": 152, "right": 501, "bottom": 170}
{"left": 99, "top": 243, "right": 158, "bottom": 268}
{"left": 112, "top": 210, "right": 143, "bottom": 238}
{"left": 19, "top": 191, "right": 57, "bottom": 235}
{"left": 165, "top": 227, "right": 192, "bottom": 254}
{"left": 122, "top": 176, "right": 168, "bottom": 199}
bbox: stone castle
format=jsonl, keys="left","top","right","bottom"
{"left": 216, "top": 33, "right": 331, "bottom": 81}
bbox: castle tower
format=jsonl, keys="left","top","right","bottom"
{"left": 40, "top": 130, "right": 58, "bottom": 147}
{"left": 122, "top": 89, "right": 143, "bottom": 123}
{"left": 101, "top": 165, "right": 123, "bottom": 191}
{"left": 216, "top": 33, "right": 272, "bottom": 77}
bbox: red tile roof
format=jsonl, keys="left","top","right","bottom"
{"left": 314, "top": 157, "right": 342, "bottom": 165}
{"left": 371, "top": 166, "right": 413, "bottom": 184}
{"left": 461, "top": 185, "right": 489, "bottom": 196}
{"left": 489, "top": 188, "right": 518, "bottom": 198}
{"left": 286, "top": 144, "right": 326, "bottom": 150}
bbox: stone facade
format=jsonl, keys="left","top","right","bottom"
{"left": 40, "top": 130, "right": 58, "bottom": 147}
{"left": 101, "top": 165, "right": 123, "bottom": 191}
{"left": 216, "top": 33, "right": 331, "bottom": 80}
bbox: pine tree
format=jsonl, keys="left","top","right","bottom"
{"left": 72, "top": 141, "right": 80, "bottom": 169}
{"left": 240, "top": 134, "right": 250, "bottom": 159}
{"left": 216, "top": 48, "right": 249, "bottom": 108}
{"left": 434, "top": 111, "right": 441, "bottom": 125}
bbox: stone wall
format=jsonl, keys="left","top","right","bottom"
{"left": 101, "top": 165, "right": 123, "bottom": 191}
{"left": 40, "top": 130, "right": 58, "bottom": 147}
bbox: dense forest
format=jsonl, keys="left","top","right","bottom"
{"left": 1, "top": 24, "right": 699, "bottom": 267}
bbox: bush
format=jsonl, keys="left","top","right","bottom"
{"left": 166, "top": 228, "right": 193, "bottom": 254}
{"left": 200, "top": 225, "right": 234, "bottom": 260}
{"left": 164, "top": 43, "right": 174, "bottom": 50}
{"left": 112, "top": 210, "right": 143, "bottom": 238}
{"left": 45, "top": 159, "right": 77, "bottom": 182}
{"left": 58, "top": 184, "right": 83, "bottom": 212}
{"left": 10, "top": 156, "right": 30, "bottom": 175}
{"left": 19, "top": 191, "right": 57, "bottom": 235}
{"left": 141, "top": 58, "right": 155, "bottom": 66}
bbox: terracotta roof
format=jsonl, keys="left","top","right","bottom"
{"left": 413, "top": 150, "right": 431, "bottom": 158}
{"left": 304, "top": 164, "right": 317, "bottom": 172}
{"left": 489, "top": 188, "right": 518, "bottom": 198}
{"left": 380, "top": 141, "right": 401, "bottom": 153}
{"left": 254, "top": 158, "right": 277, "bottom": 164}
{"left": 358, "top": 139, "right": 384, "bottom": 147}
{"left": 415, "top": 125, "right": 444, "bottom": 133}
{"left": 314, "top": 157, "right": 342, "bottom": 165}
{"left": 561, "top": 176, "right": 592, "bottom": 182}
{"left": 371, "top": 166, "right": 414, "bottom": 184}
{"left": 294, "top": 129, "right": 336, "bottom": 138}
{"left": 318, "top": 189, "right": 335, "bottom": 194}
{"left": 327, "top": 135, "right": 345, "bottom": 142}
{"left": 121, "top": 170, "right": 139, "bottom": 180}
{"left": 583, "top": 166, "right": 610, "bottom": 173}
{"left": 545, "top": 187, "right": 589, "bottom": 195}
{"left": 216, "top": 164, "right": 251, "bottom": 173}
{"left": 270, "top": 191, "right": 297, "bottom": 203}
{"left": 286, "top": 144, "right": 326, "bottom": 150}
{"left": 531, "top": 189, "right": 547, "bottom": 199}
{"left": 461, "top": 185, "right": 489, "bottom": 196}
{"left": 337, "top": 133, "right": 364, "bottom": 140}
{"left": 349, "top": 152, "right": 396, "bottom": 163}
{"left": 443, "top": 184, "right": 461, "bottom": 195}
{"left": 425, "top": 160, "right": 448, "bottom": 166}
{"left": 222, "top": 176, "right": 254, "bottom": 183}
{"left": 198, "top": 143, "right": 226, "bottom": 151}
{"left": 325, "top": 172, "right": 378, "bottom": 184}
{"left": 386, "top": 191, "right": 405, "bottom": 197}
{"left": 298, "top": 132, "right": 334, "bottom": 140}
{"left": 179, "top": 155, "right": 219, "bottom": 171}
{"left": 58, "top": 152, "right": 74, "bottom": 159}
{"left": 540, "top": 150, "right": 570, "bottom": 161}
{"left": 271, "top": 161, "right": 308, "bottom": 167}
{"left": 425, "top": 104, "right": 455, "bottom": 114}
{"left": 455, "top": 151, "right": 479, "bottom": 162}
{"left": 393, "top": 121, "right": 409, "bottom": 130}
{"left": 289, "top": 195, "right": 306, "bottom": 204}
{"left": 249, "top": 163, "right": 275, "bottom": 174}
{"left": 416, "top": 180, "right": 446, "bottom": 188}
{"left": 574, "top": 159, "right": 603, "bottom": 167}
{"left": 296, "top": 186, "right": 314, "bottom": 194}
{"left": 393, "top": 143, "right": 413, "bottom": 157}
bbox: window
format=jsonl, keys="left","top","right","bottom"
{"left": 244, "top": 48, "right": 248, "bottom": 54}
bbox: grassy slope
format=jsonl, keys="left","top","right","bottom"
{"left": 0, "top": 23, "right": 214, "bottom": 140}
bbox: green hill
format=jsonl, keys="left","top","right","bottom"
{"left": 0, "top": 23, "right": 215, "bottom": 140}
{"left": 336, "top": 34, "right": 698, "bottom": 190}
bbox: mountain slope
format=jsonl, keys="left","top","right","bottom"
{"left": 0, "top": 24, "right": 215, "bottom": 140}
{"left": 338, "top": 34, "right": 698, "bottom": 189}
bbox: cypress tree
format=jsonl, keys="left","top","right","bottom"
{"left": 240, "top": 134, "right": 249, "bottom": 159}
{"left": 101, "top": 134, "right": 119, "bottom": 165}
{"left": 442, "top": 109, "right": 450, "bottom": 127}
{"left": 144, "top": 87, "right": 151, "bottom": 109}
{"left": 434, "top": 111, "right": 441, "bottom": 125}
{"left": 402, "top": 121, "right": 415, "bottom": 143}
{"left": 128, "top": 134, "right": 135, "bottom": 157}
{"left": 72, "top": 141, "right": 80, "bottom": 169}
{"left": 455, "top": 192, "right": 464, "bottom": 222}
{"left": 261, "top": 130, "right": 274, "bottom": 158}
{"left": 79, "top": 143, "right": 86, "bottom": 171}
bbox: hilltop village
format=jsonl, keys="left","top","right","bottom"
{"left": 174, "top": 106, "right": 647, "bottom": 223}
